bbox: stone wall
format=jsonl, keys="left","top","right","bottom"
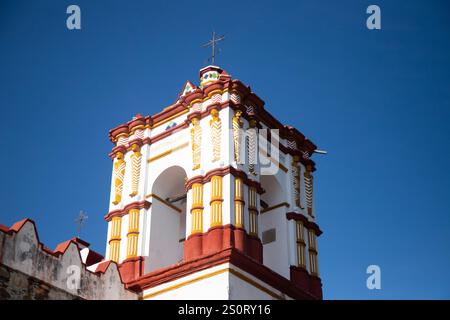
{"left": 0, "top": 219, "right": 138, "bottom": 300}
{"left": 0, "top": 264, "right": 79, "bottom": 300}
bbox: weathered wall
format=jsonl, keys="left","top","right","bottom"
{"left": 0, "top": 219, "right": 138, "bottom": 300}
{"left": 0, "top": 264, "right": 79, "bottom": 300}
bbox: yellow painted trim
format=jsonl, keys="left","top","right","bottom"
{"left": 145, "top": 193, "right": 182, "bottom": 213}
{"left": 152, "top": 109, "right": 189, "bottom": 129}
{"left": 129, "top": 125, "right": 145, "bottom": 135}
{"left": 147, "top": 142, "right": 188, "bottom": 163}
{"left": 189, "top": 98, "right": 203, "bottom": 108}
{"left": 142, "top": 267, "right": 283, "bottom": 300}
{"left": 228, "top": 269, "right": 284, "bottom": 300}
{"left": 207, "top": 89, "right": 224, "bottom": 98}
{"left": 143, "top": 268, "right": 228, "bottom": 299}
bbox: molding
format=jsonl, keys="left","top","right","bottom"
{"left": 147, "top": 142, "right": 188, "bottom": 163}
{"left": 142, "top": 267, "right": 284, "bottom": 300}
{"left": 185, "top": 166, "right": 265, "bottom": 194}
{"left": 286, "top": 212, "right": 322, "bottom": 236}
{"left": 104, "top": 201, "right": 151, "bottom": 222}
{"left": 142, "top": 268, "right": 229, "bottom": 299}
{"left": 108, "top": 76, "right": 317, "bottom": 170}
{"left": 127, "top": 247, "right": 319, "bottom": 300}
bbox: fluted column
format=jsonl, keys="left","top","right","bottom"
{"left": 234, "top": 178, "right": 245, "bottom": 228}
{"left": 191, "top": 183, "right": 204, "bottom": 234}
{"left": 109, "top": 216, "right": 122, "bottom": 262}
{"left": 295, "top": 220, "right": 306, "bottom": 269}
{"left": 248, "top": 186, "right": 258, "bottom": 236}
{"left": 126, "top": 209, "right": 140, "bottom": 258}
{"left": 307, "top": 229, "right": 319, "bottom": 276}
{"left": 210, "top": 176, "right": 223, "bottom": 227}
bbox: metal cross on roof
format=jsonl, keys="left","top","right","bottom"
{"left": 75, "top": 210, "right": 88, "bottom": 237}
{"left": 201, "top": 31, "right": 225, "bottom": 65}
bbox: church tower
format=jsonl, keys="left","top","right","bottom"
{"left": 105, "top": 66, "right": 323, "bottom": 299}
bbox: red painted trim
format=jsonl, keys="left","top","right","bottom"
{"left": 185, "top": 166, "right": 265, "bottom": 194}
{"left": 126, "top": 247, "right": 320, "bottom": 300}
{"left": 119, "top": 256, "right": 145, "bottom": 283}
{"left": 184, "top": 224, "right": 263, "bottom": 264}
{"left": 286, "top": 212, "right": 323, "bottom": 236}
{"left": 108, "top": 69, "right": 317, "bottom": 169}
{"left": 290, "top": 266, "right": 323, "bottom": 299}
{"left": 104, "top": 201, "right": 151, "bottom": 221}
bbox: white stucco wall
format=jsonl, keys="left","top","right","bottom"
{"left": 142, "top": 262, "right": 292, "bottom": 300}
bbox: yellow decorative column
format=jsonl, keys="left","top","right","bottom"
{"left": 210, "top": 109, "right": 222, "bottom": 162}
{"left": 190, "top": 117, "right": 202, "bottom": 170}
{"left": 126, "top": 209, "right": 140, "bottom": 258}
{"left": 210, "top": 176, "right": 223, "bottom": 227}
{"left": 296, "top": 221, "right": 306, "bottom": 269}
{"left": 304, "top": 164, "right": 314, "bottom": 216}
{"left": 191, "top": 183, "right": 204, "bottom": 234}
{"left": 232, "top": 110, "right": 243, "bottom": 163}
{"left": 248, "top": 120, "right": 258, "bottom": 175}
{"left": 292, "top": 156, "right": 302, "bottom": 208}
{"left": 112, "top": 152, "right": 126, "bottom": 205}
{"left": 308, "top": 229, "right": 319, "bottom": 276}
{"left": 248, "top": 186, "right": 258, "bottom": 236}
{"left": 109, "top": 216, "right": 122, "bottom": 262}
{"left": 234, "top": 178, "right": 244, "bottom": 228}
{"left": 129, "top": 144, "right": 142, "bottom": 197}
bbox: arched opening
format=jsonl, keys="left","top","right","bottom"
{"left": 147, "top": 166, "right": 187, "bottom": 272}
{"left": 259, "top": 174, "right": 290, "bottom": 278}
{"left": 260, "top": 175, "right": 284, "bottom": 210}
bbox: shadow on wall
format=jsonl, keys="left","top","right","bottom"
{"left": 146, "top": 166, "right": 187, "bottom": 273}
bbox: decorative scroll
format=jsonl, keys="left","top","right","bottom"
{"left": 210, "top": 176, "right": 223, "bottom": 227}
{"left": 234, "top": 178, "right": 244, "bottom": 228}
{"left": 129, "top": 144, "right": 142, "bottom": 197}
{"left": 109, "top": 216, "right": 122, "bottom": 262}
{"left": 190, "top": 117, "right": 202, "bottom": 170}
{"left": 126, "top": 209, "right": 140, "bottom": 258}
{"left": 248, "top": 120, "right": 258, "bottom": 175}
{"left": 112, "top": 152, "right": 126, "bottom": 205}
{"left": 210, "top": 109, "right": 222, "bottom": 162}
{"left": 304, "top": 165, "right": 314, "bottom": 216}
{"left": 191, "top": 183, "right": 204, "bottom": 234}
{"left": 232, "top": 110, "right": 243, "bottom": 163}
{"left": 292, "top": 156, "right": 302, "bottom": 208}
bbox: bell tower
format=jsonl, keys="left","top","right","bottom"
{"left": 105, "top": 66, "right": 323, "bottom": 299}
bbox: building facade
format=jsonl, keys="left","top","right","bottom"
{"left": 106, "top": 66, "right": 323, "bottom": 299}
{"left": 0, "top": 66, "right": 323, "bottom": 300}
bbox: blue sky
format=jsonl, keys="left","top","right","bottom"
{"left": 0, "top": 0, "right": 449, "bottom": 299}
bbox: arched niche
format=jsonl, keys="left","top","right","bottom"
{"left": 259, "top": 174, "right": 290, "bottom": 278}
{"left": 146, "top": 165, "right": 187, "bottom": 273}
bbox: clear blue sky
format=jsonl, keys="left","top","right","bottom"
{"left": 1, "top": 0, "right": 449, "bottom": 299}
